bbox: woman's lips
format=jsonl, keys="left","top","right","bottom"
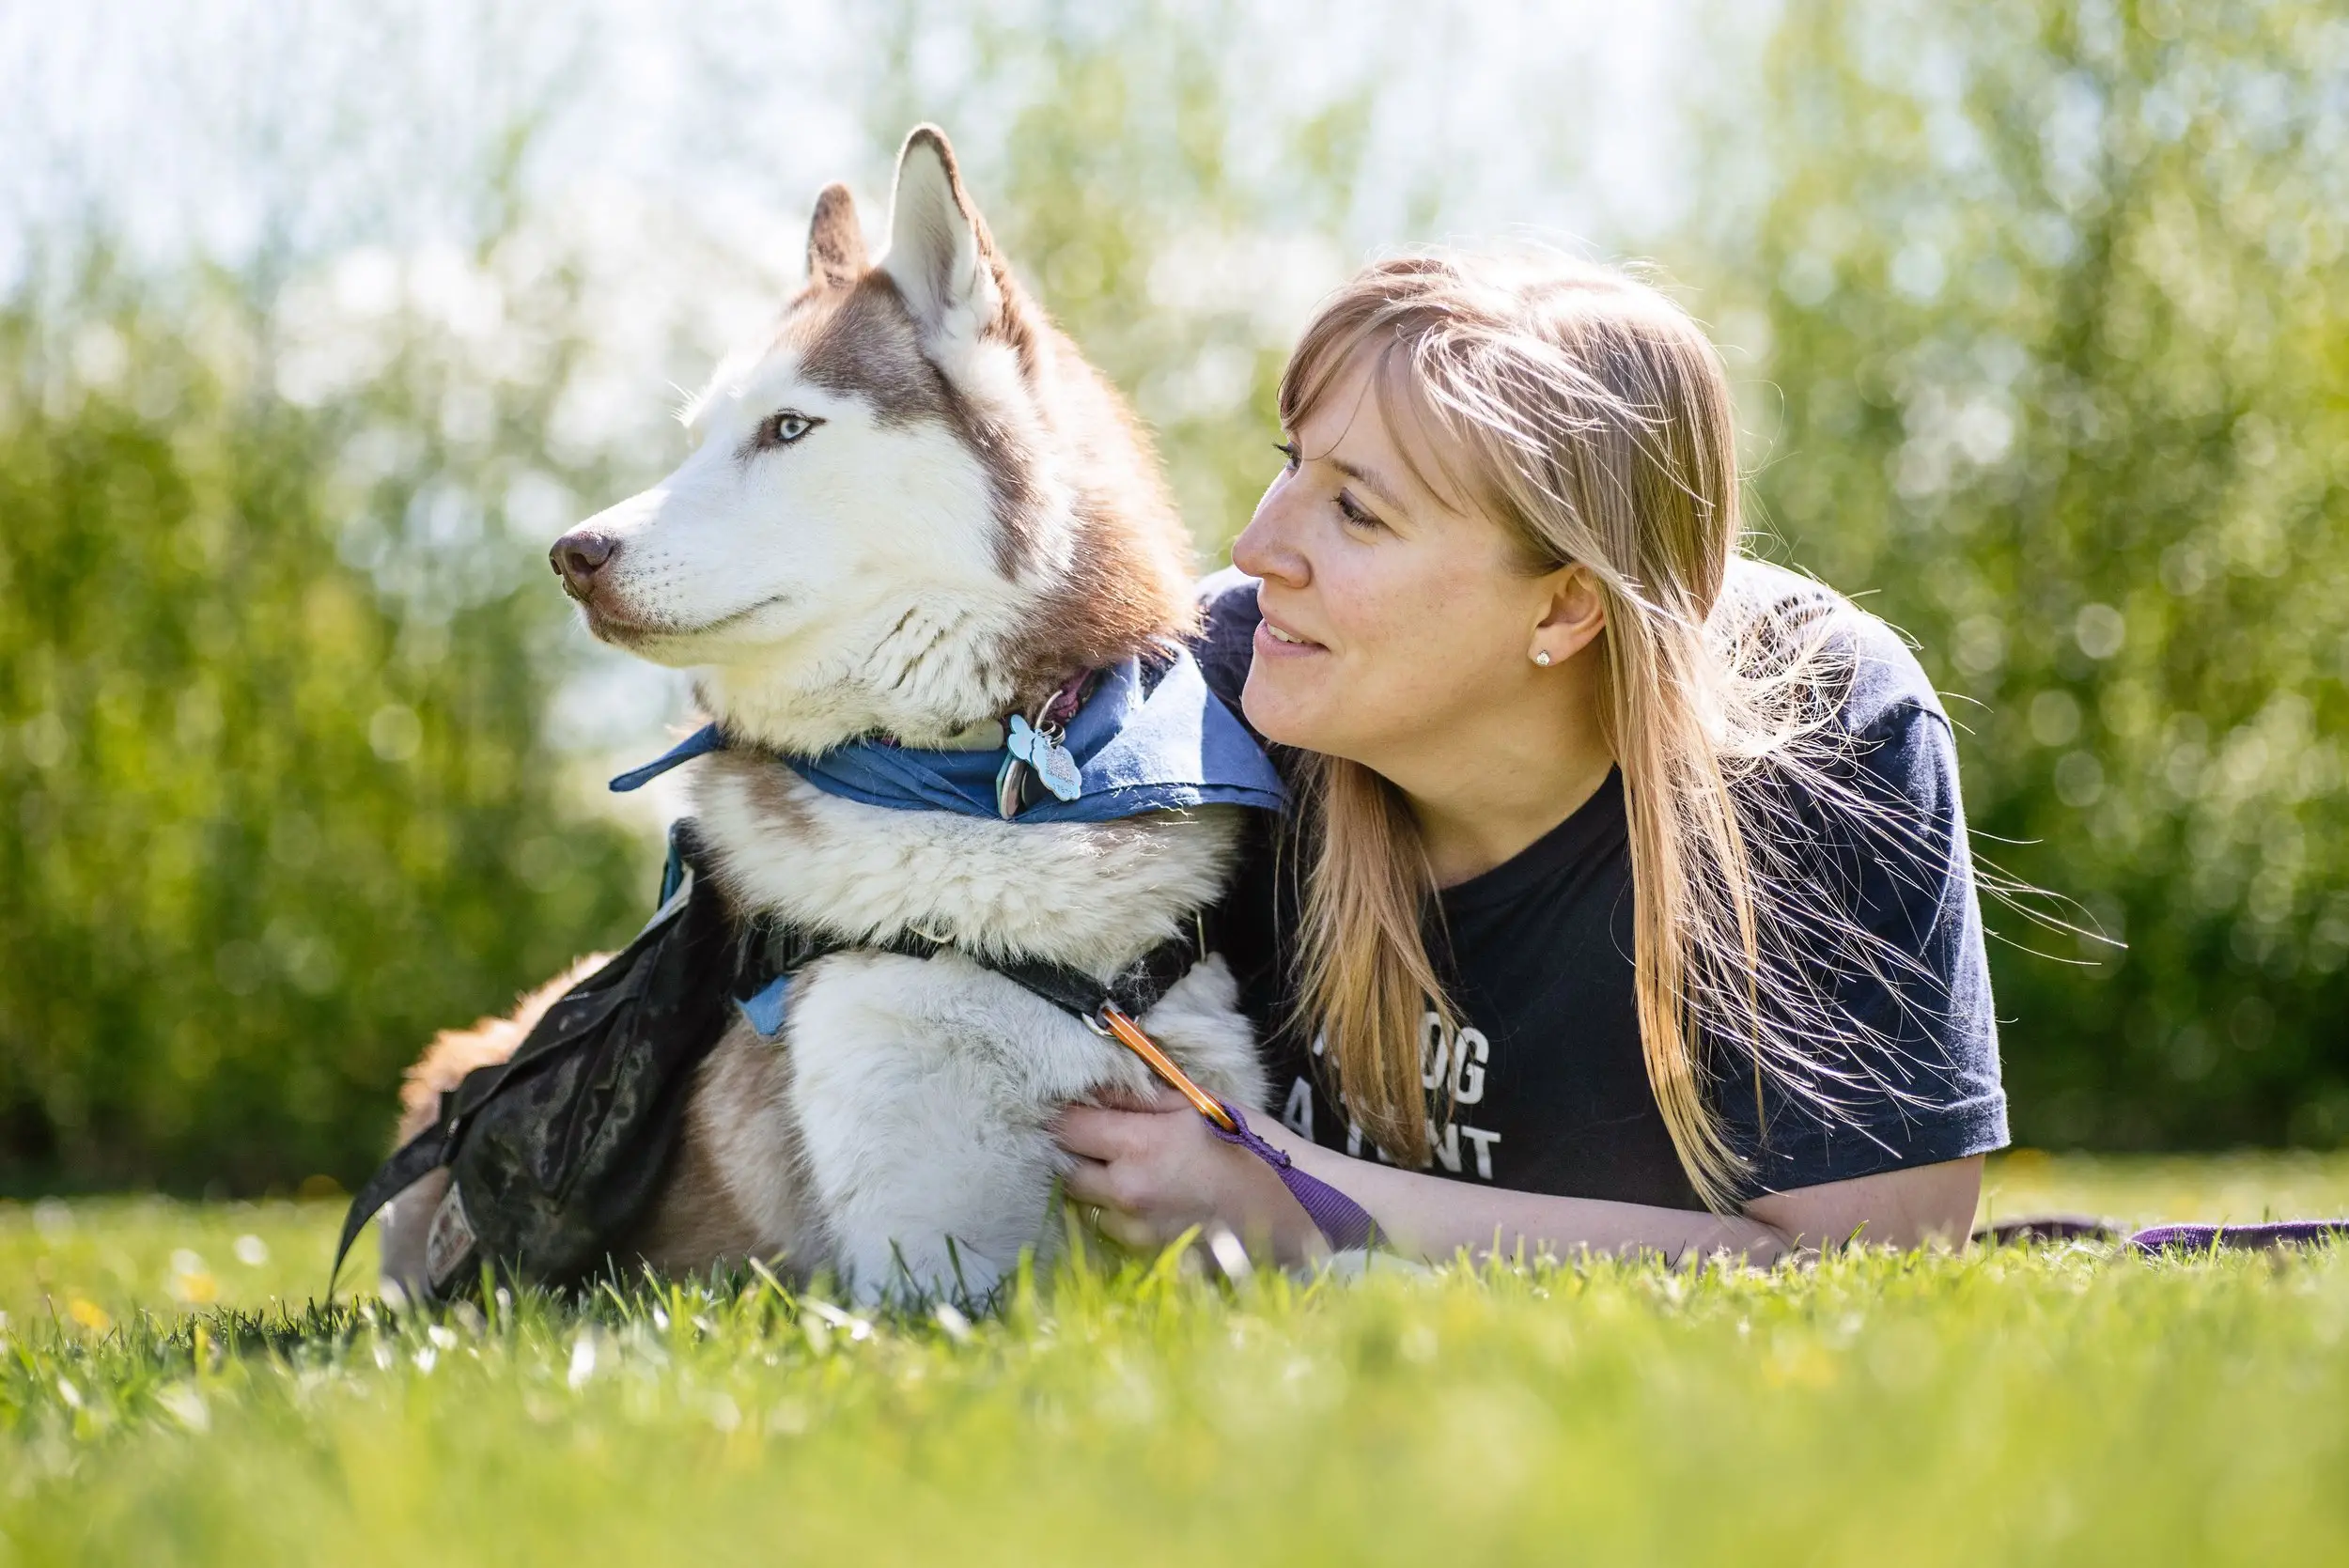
{"left": 1253, "top": 613, "right": 1326, "bottom": 659}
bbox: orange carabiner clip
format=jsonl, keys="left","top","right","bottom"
{"left": 1090, "top": 1001, "right": 1238, "bottom": 1133}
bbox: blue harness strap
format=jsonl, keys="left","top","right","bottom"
{"left": 736, "top": 972, "right": 792, "bottom": 1039}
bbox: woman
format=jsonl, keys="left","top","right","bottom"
{"left": 1054, "top": 253, "right": 2007, "bottom": 1265}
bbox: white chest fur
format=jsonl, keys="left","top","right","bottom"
{"left": 684, "top": 753, "right": 1266, "bottom": 1298}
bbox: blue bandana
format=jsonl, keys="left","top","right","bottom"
{"left": 608, "top": 649, "right": 1284, "bottom": 824}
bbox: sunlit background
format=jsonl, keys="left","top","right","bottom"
{"left": 3, "top": 0, "right": 2343, "bottom": 1192}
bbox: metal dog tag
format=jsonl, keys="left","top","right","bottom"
{"left": 1033, "top": 736, "right": 1082, "bottom": 800}
{"left": 1005, "top": 714, "right": 1082, "bottom": 803}
{"left": 994, "top": 751, "right": 1029, "bottom": 819}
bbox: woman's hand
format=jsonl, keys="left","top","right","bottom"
{"left": 1052, "top": 1087, "right": 1319, "bottom": 1260}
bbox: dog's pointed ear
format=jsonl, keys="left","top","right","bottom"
{"left": 881, "top": 125, "right": 1002, "bottom": 343}
{"left": 806, "top": 183, "right": 867, "bottom": 288}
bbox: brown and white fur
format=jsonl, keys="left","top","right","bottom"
{"left": 379, "top": 127, "right": 1265, "bottom": 1303}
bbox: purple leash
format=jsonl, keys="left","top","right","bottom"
{"left": 1978, "top": 1216, "right": 2349, "bottom": 1255}
{"left": 1088, "top": 1001, "right": 1380, "bottom": 1253}
{"left": 2128, "top": 1219, "right": 2349, "bottom": 1256}
{"left": 1207, "top": 1102, "right": 1382, "bottom": 1253}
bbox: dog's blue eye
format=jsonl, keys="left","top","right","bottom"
{"left": 761, "top": 411, "right": 819, "bottom": 447}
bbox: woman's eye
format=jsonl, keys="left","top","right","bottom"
{"left": 1335, "top": 489, "right": 1383, "bottom": 531}
{"left": 1274, "top": 439, "right": 1300, "bottom": 472}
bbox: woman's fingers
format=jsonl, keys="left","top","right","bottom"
{"left": 1060, "top": 1149, "right": 1158, "bottom": 1249}
{"left": 1056, "top": 1101, "right": 1193, "bottom": 1218}
{"left": 1059, "top": 1149, "right": 1122, "bottom": 1208}
{"left": 1086, "top": 1082, "right": 1191, "bottom": 1114}
{"left": 1053, "top": 1092, "right": 1237, "bottom": 1250}
{"left": 1053, "top": 1094, "right": 1190, "bottom": 1160}
{"left": 1053, "top": 1103, "right": 1144, "bottom": 1163}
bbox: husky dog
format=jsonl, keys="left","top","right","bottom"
{"left": 379, "top": 127, "right": 1266, "bottom": 1302}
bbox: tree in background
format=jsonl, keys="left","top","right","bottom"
{"left": 8, "top": 0, "right": 2346, "bottom": 1190}
{"left": 1733, "top": 0, "right": 2349, "bottom": 1145}
{"left": 0, "top": 253, "right": 649, "bottom": 1192}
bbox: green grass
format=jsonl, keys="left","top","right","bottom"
{"left": 5, "top": 1155, "right": 2349, "bottom": 1566}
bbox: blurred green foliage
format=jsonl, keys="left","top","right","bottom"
{"left": 1733, "top": 0, "right": 2349, "bottom": 1147}
{"left": 0, "top": 258, "right": 648, "bottom": 1193}
{"left": 5, "top": 0, "right": 2345, "bottom": 1190}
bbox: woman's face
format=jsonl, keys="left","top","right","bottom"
{"left": 1233, "top": 354, "right": 1589, "bottom": 786}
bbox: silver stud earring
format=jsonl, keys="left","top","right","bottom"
{"left": 1532, "top": 649, "right": 1552, "bottom": 667}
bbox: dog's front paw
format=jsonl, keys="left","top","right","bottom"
{"left": 842, "top": 1236, "right": 1005, "bottom": 1311}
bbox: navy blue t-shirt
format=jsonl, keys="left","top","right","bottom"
{"left": 1196, "top": 563, "right": 2008, "bottom": 1210}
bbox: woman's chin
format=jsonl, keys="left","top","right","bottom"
{"left": 1238, "top": 670, "right": 1327, "bottom": 753}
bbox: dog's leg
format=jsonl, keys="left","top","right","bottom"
{"left": 377, "top": 1168, "right": 451, "bottom": 1301}
{"left": 782, "top": 949, "right": 1273, "bottom": 1304}
{"left": 783, "top": 951, "right": 1168, "bottom": 1306}
{"left": 625, "top": 1017, "right": 831, "bottom": 1280}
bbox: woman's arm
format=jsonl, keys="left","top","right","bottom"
{"left": 1054, "top": 1091, "right": 1981, "bottom": 1266}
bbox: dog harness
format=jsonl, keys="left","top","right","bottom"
{"left": 719, "top": 869, "right": 1381, "bottom": 1259}
{"left": 606, "top": 650, "right": 1373, "bottom": 1250}
{"left": 335, "top": 666, "right": 1374, "bottom": 1301}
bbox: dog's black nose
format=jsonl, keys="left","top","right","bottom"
{"left": 551, "top": 531, "right": 616, "bottom": 600}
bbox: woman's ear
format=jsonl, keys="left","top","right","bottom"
{"left": 1529, "top": 565, "right": 1608, "bottom": 668}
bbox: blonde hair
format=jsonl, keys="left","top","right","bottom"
{"left": 1285, "top": 252, "right": 1874, "bottom": 1211}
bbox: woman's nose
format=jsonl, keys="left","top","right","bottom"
{"left": 1232, "top": 486, "right": 1309, "bottom": 588}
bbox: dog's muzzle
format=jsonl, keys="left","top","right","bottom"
{"left": 551, "top": 530, "right": 617, "bottom": 602}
